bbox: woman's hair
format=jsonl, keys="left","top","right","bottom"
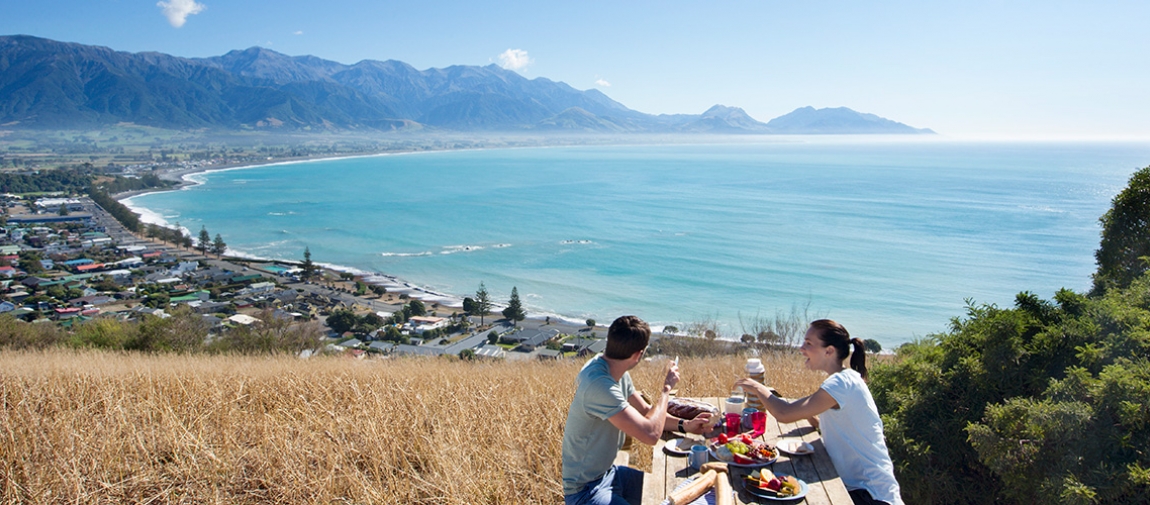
{"left": 809, "top": 319, "right": 867, "bottom": 380}
{"left": 604, "top": 315, "right": 651, "bottom": 359}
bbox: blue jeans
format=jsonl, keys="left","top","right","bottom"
{"left": 564, "top": 465, "right": 644, "bottom": 505}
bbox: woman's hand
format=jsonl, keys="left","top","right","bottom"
{"left": 733, "top": 377, "right": 769, "bottom": 398}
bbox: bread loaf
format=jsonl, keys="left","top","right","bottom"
{"left": 667, "top": 398, "right": 718, "bottom": 420}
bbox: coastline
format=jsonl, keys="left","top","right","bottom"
{"left": 113, "top": 149, "right": 612, "bottom": 333}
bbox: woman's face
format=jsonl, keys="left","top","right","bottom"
{"left": 798, "top": 327, "right": 826, "bottom": 370}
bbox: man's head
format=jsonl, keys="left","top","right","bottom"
{"left": 604, "top": 315, "right": 650, "bottom": 360}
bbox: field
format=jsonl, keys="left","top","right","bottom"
{"left": 0, "top": 349, "right": 825, "bottom": 504}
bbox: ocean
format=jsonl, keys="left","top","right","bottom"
{"left": 124, "top": 137, "right": 1150, "bottom": 348}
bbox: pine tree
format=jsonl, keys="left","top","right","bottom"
{"left": 211, "top": 234, "right": 227, "bottom": 257}
{"left": 502, "top": 286, "right": 526, "bottom": 322}
{"left": 474, "top": 282, "right": 492, "bottom": 325}
{"left": 197, "top": 226, "right": 211, "bottom": 254}
{"left": 301, "top": 247, "right": 316, "bottom": 280}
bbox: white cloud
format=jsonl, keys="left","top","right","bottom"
{"left": 595, "top": 78, "right": 611, "bottom": 87}
{"left": 157, "top": 0, "right": 206, "bottom": 28}
{"left": 294, "top": 30, "right": 303, "bottom": 36}
{"left": 498, "top": 49, "right": 532, "bottom": 71}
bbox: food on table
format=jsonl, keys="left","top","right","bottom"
{"left": 700, "top": 462, "right": 729, "bottom": 474}
{"left": 745, "top": 469, "right": 802, "bottom": 497}
{"left": 668, "top": 398, "right": 720, "bottom": 425}
{"left": 707, "top": 432, "right": 777, "bottom": 465}
{"left": 668, "top": 469, "right": 717, "bottom": 505}
{"left": 714, "top": 469, "right": 734, "bottom": 505}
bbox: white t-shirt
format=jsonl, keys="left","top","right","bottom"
{"left": 819, "top": 368, "right": 904, "bottom": 505}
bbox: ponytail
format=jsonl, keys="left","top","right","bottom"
{"left": 849, "top": 337, "right": 868, "bottom": 380}
{"left": 809, "top": 319, "right": 868, "bottom": 380}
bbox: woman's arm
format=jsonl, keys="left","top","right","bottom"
{"left": 734, "top": 378, "right": 838, "bottom": 424}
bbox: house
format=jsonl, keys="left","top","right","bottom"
{"left": 53, "top": 307, "right": 83, "bottom": 320}
{"left": 562, "top": 337, "right": 600, "bottom": 353}
{"left": 63, "top": 258, "right": 94, "bottom": 267}
{"left": 68, "top": 295, "right": 114, "bottom": 307}
{"left": 0, "top": 301, "right": 16, "bottom": 313}
{"left": 337, "top": 338, "right": 364, "bottom": 348}
{"left": 75, "top": 263, "right": 105, "bottom": 273}
{"left": 393, "top": 344, "right": 443, "bottom": 357}
{"left": 578, "top": 339, "right": 608, "bottom": 357}
{"left": 443, "top": 333, "right": 491, "bottom": 356}
{"left": 536, "top": 349, "right": 564, "bottom": 360}
{"left": 368, "top": 341, "right": 395, "bottom": 354}
{"left": 0, "top": 266, "right": 16, "bottom": 277}
{"left": 0, "top": 245, "right": 20, "bottom": 255}
{"left": 406, "top": 316, "right": 448, "bottom": 335}
{"left": 504, "top": 328, "right": 560, "bottom": 349}
{"left": 227, "top": 314, "right": 260, "bottom": 326}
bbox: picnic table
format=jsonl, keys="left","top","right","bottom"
{"left": 641, "top": 396, "right": 853, "bottom": 505}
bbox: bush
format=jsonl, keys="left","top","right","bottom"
{"left": 872, "top": 284, "right": 1150, "bottom": 504}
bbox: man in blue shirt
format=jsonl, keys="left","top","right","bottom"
{"left": 561, "top": 316, "right": 712, "bottom": 505}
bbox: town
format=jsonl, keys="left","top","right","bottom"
{"left": 0, "top": 192, "right": 609, "bottom": 360}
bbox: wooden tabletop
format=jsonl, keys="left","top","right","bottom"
{"left": 642, "top": 397, "right": 853, "bottom": 505}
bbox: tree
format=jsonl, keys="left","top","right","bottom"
{"left": 370, "top": 285, "right": 387, "bottom": 297}
{"left": 586, "top": 318, "right": 596, "bottom": 328}
{"left": 301, "top": 247, "right": 316, "bottom": 280}
{"left": 863, "top": 338, "right": 882, "bottom": 353}
{"left": 197, "top": 226, "right": 210, "bottom": 254}
{"left": 502, "top": 286, "right": 526, "bottom": 322}
{"left": 211, "top": 234, "right": 227, "bottom": 257}
{"left": 1093, "top": 165, "right": 1150, "bottom": 294}
{"left": 326, "top": 309, "right": 358, "bottom": 334}
{"left": 57, "top": 204, "right": 68, "bottom": 216}
{"left": 462, "top": 297, "right": 476, "bottom": 314}
{"left": 407, "top": 299, "right": 426, "bottom": 317}
{"left": 459, "top": 348, "right": 476, "bottom": 360}
{"left": 474, "top": 282, "right": 492, "bottom": 325}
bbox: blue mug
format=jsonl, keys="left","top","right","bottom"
{"left": 741, "top": 407, "right": 759, "bottom": 431}
{"left": 689, "top": 444, "right": 709, "bottom": 470}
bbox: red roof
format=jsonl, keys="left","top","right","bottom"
{"left": 0, "top": 266, "right": 15, "bottom": 272}
{"left": 75, "top": 263, "right": 105, "bottom": 272}
{"left": 143, "top": 251, "right": 162, "bottom": 258}
{"left": 54, "top": 307, "right": 82, "bottom": 314}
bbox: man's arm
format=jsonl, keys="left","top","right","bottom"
{"left": 608, "top": 384, "right": 673, "bottom": 445}
{"left": 629, "top": 392, "right": 713, "bottom": 435}
{"left": 607, "top": 362, "right": 680, "bottom": 445}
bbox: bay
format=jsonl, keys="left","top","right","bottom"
{"left": 124, "top": 138, "right": 1150, "bottom": 348}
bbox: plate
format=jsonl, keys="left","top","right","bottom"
{"left": 659, "top": 474, "right": 734, "bottom": 505}
{"left": 745, "top": 475, "right": 810, "bottom": 501}
{"left": 663, "top": 438, "right": 696, "bottom": 456}
{"left": 707, "top": 446, "right": 777, "bottom": 468}
{"left": 776, "top": 439, "right": 815, "bottom": 456}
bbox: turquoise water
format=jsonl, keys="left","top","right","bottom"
{"left": 125, "top": 138, "right": 1150, "bottom": 348}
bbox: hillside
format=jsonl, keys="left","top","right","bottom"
{"left": 0, "top": 35, "right": 932, "bottom": 135}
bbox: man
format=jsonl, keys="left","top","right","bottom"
{"left": 562, "top": 315, "right": 714, "bottom": 505}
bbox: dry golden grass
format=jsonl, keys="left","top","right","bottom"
{"left": 0, "top": 349, "right": 824, "bottom": 504}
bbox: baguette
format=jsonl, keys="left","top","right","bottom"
{"left": 700, "top": 462, "right": 729, "bottom": 474}
{"left": 714, "top": 472, "right": 734, "bottom": 505}
{"left": 668, "top": 470, "right": 716, "bottom": 505}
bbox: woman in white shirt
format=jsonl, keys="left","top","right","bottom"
{"left": 735, "top": 319, "right": 904, "bottom": 505}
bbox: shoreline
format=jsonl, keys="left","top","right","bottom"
{"left": 112, "top": 148, "right": 615, "bottom": 333}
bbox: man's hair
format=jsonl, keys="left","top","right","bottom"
{"left": 604, "top": 315, "right": 650, "bottom": 359}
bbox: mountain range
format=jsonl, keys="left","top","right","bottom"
{"left": 0, "top": 35, "right": 934, "bottom": 135}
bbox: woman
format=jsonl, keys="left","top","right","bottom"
{"left": 735, "top": 319, "right": 903, "bottom": 505}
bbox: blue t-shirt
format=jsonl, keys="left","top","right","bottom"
{"left": 561, "top": 355, "right": 635, "bottom": 496}
{"left": 820, "top": 368, "right": 904, "bottom": 505}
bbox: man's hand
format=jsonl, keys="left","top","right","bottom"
{"left": 663, "top": 361, "right": 680, "bottom": 393}
{"left": 683, "top": 413, "right": 714, "bottom": 435}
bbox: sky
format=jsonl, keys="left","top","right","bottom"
{"left": 2, "top": 0, "right": 1149, "bottom": 139}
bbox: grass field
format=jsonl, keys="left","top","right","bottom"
{"left": 0, "top": 349, "right": 826, "bottom": 504}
